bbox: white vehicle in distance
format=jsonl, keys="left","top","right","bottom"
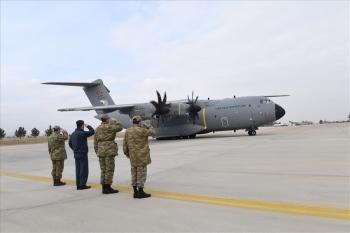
{"left": 274, "top": 123, "right": 288, "bottom": 127}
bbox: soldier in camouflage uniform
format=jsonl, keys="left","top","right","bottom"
{"left": 48, "top": 125, "right": 68, "bottom": 186}
{"left": 123, "top": 116, "right": 156, "bottom": 199}
{"left": 94, "top": 114, "right": 123, "bottom": 194}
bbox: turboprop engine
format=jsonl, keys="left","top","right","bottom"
{"left": 123, "top": 103, "right": 190, "bottom": 120}
{"left": 132, "top": 102, "right": 190, "bottom": 120}
{"left": 167, "top": 102, "right": 190, "bottom": 117}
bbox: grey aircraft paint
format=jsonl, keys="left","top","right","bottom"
{"left": 42, "top": 79, "right": 287, "bottom": 139}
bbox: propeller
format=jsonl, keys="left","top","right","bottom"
{"left": 150, "top": 91, "right": 170, "bottom": 128}
{"left": 187, "top": 91, "right": 201, "bottom": 125}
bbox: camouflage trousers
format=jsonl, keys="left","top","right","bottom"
{"left": 51, "top": 160, "right": 64, "bottom": 179}
{"left": 131, "top": 166, "right": 147, "bottom": 188}
{"left": 99, "top": 157, "right": 115, "bottom": 185}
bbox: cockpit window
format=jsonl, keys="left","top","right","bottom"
{"left": 260, "top": 99, "right": 274, "bottom": 104}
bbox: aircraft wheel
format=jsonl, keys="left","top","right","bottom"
{"left": 189, "top": 134, "right": 196, "bottom": 139}
{"left": 249, "top": 130, "right": 256, "bottom": 136}
{"left": 181, "top": 136, "right": 189, "bottom": 139}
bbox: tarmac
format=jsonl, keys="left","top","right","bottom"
{"left": 1, "top": 123, "right": 349, "bottom": 232}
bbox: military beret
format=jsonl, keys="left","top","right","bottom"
{"left": 132, "top": 115, "right": 141, "bottom": 122}
{"left": 76, "top": 120, "right": 84, "bottom": 127}
{"left": 101, "top": 114, "right": 109, "bottom": 120}
{"left": 53, "top": 125, "right": 60, "bottom": 130}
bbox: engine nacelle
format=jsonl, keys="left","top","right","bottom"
{"left": 127, "top": 102, "right": 190, "bottom": 120}
{"left": 166, "top": 103, "right": 189, "bottom": 117}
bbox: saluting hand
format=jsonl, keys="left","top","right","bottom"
{"left": 84, "top": 124, "right": 89, "bottom": 127}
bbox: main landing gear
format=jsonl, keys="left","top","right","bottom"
{"left": 246, "top": 127, "right": 258, "bottom": 136}
{"left": 248, "top": 130, "right": 256, "bottom": 136}
{"left": 155, "top": 134, "right": 197, "bottom": 140}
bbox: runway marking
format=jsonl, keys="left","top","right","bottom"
{"left": 1, "top": 171, "right": 349, "bottom": 220}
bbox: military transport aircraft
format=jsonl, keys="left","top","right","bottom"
{"left": 42, "top": 79, "right": 288, "bottom": 140}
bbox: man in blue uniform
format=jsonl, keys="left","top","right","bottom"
{"left": 69, "top": 120, "right": 94, "bottom": 190}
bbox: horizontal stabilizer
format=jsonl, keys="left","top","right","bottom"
{"left": 42, "top": 82, "right": 99, "bottom": 87}
{"left": 58, "top": 104, "right": 134, "bottom": 112}
{"left": 263, "top": 95, "right": 290, "bottom": 97}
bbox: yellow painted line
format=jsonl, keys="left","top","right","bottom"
{"left": 202, "top": 108, "right": 207, "bottom": 130}
{"left": 1, "top": 171, "right": 349, "bottom": 220}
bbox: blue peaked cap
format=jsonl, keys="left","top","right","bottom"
{"left": 76, "top": 120, "right": 84, "bottom": 128}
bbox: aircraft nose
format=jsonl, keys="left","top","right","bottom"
{"left": 275, "top": 104, "right": 285, "bottom": 120}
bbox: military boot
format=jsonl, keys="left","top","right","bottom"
{"left": 133, "top": 186, "right": 138, "bottom": 198}
{"left": 102, "top": 184, "right": 108, "bottom": 194}
{"left": 59, "top": 179, "right": 66, "bottom": 185}
{"left": 54, "top": 179, "right": 66, "bottom": 186}
{"left": 104, "top": 184, "right": 118, "bottom": 194}
{"left": 138, "top": 188, "right": 151, "bottom": 199}
{"left": 53, "top": 179, "right": 56, "bottom": 186}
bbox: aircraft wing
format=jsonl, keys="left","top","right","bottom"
{"left": 166, "top": 99, "right": 189, "bottom": 104}
{"left": 42, "top": 82, "right": 99, "bottom": 87}
{"left": 263, "top": 95, "right": 290, "bottom": 97}
{"left": 57, "top": 104, "right": 134, "bottom": 112}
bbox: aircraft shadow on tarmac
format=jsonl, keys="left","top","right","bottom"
{"left": 148, "top": 132, "right": 266, "bottom": 143}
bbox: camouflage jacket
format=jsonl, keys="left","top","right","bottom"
{"left": 48, "top": 131, "right": 69, "bottom": 160}
{"left": 123, "top": 124, "right": 156, "bottom": 167}
{"left": 94, "top": 121, "right": 123, "bottom": 157}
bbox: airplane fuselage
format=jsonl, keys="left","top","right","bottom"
{"left": 42, "top": 79, "right": 286, "bottom": 139}
{"left": 95, "top": 96, "right": 285, "bottom": 139}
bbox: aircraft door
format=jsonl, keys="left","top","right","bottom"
{"left": 221, "top": 117, "right": 229, "bottom": 127}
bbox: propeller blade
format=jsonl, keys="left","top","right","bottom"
{"left": 161, "top": 115, "right": 166, "bottom": 127}
{"left": 151, "top": 112, "right": 155, "bottom": 119}
{"left": 195, "top": 112, "right": 200, "bottom": 120}
{"left": 185, "top": 90, "right": 201, "bottom": 125}
{"left": 163, "top": 92, "right": 167, "bottom": 105}
{"left": 150, "top": 101, "right": 159, "bottom": 109}
{"left": 194, "top": 96, "right": 199, "bottom": 105}
{"left": 156, "top": 91, "right": 161, "bottom": 104}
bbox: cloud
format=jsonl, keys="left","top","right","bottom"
{"left": 139, "top": 77, "right": 178, "bottom": 89}
{"left": 1, "top": 1, "right": 348, "bottom": 135}
{"left": 14, "top": 78, "right": 41, "bottom": 88}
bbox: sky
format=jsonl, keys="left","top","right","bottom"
{"left": 1, "top": 1, "right": 349, "bottom": 136}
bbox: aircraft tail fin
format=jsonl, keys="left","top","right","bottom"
{"left": 42, "top": 79, "right": 115, "bottom": 114}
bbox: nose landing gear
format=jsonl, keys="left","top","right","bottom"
{"left": 245, "top": 127, "right": 258, "bottom": 136}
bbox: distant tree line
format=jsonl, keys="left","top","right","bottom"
{"left": 15, "top": 127, "right": 27, "bottom": 139}
{"left": 45, "top": 125, "right": 53, "bottom": 137}
{"left": 0, "top": 125, "right": 55, "bottom": 139}
{"left": 0, "top": 128, "right": 5, "bottom": 140}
